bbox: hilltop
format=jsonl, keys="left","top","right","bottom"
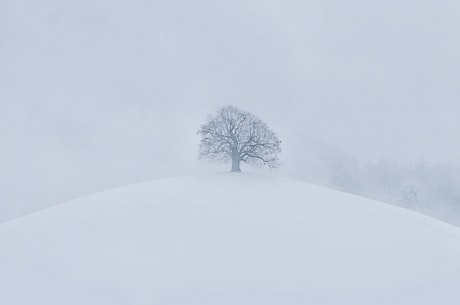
{"left": 1, "top": 174, "right": 460, "bottom": 304}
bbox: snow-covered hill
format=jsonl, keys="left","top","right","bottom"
{"left": 1, "top": 174, "right": 460, "bottom": 305}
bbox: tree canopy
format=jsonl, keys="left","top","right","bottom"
{"left": 198, "top": 106, "right": 281, "bottom": 172}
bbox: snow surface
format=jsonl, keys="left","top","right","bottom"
{"left": 1, "top": 173, "right": 460, "bottom": 305}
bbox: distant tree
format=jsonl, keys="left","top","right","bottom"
{"left": 198, "top": 106, "right": 281, "bottom": 172}
{"left": 394, "top": 184, "right": 421, "bottom": 210}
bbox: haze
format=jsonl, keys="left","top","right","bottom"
{"left": 1, "top": 0, "right": 459, "bottom": 222}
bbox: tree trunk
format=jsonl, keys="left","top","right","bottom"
{"left": 231, "top": 155, "right": 241, "bottom": 172}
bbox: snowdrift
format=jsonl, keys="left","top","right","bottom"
{"left": 1, "top": 174, "right": 460, "bottom": 305}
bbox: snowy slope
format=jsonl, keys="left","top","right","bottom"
{"left": 1, "top": 174, "right": 460, "bottom": 305}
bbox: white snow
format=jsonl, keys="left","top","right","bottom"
{"left": 1, "top": 173, "right": 460, "bottom": 305}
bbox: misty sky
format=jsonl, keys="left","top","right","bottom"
{"left": 1, "top": 0, "right": 460, "bottom": 221}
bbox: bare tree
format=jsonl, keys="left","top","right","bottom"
{"left": 198, "top": 106, "right": 281, "bottom": 172}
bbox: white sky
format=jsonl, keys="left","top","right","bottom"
{"left": 1, "top": 0, "right": 460, "bottom": 221}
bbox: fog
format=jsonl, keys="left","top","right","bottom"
{"left": 1, "top": 0, "right": 460, "bottom": 222}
